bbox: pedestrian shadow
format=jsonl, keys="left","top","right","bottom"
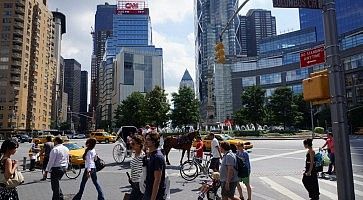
{"left": 166, "top": 165, "right": 180, "bottom": 170}
{"left": 170, "top": 188, "right": 183, "bottom": 194}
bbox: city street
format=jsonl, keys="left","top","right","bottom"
{"left": 6, "top": 136, "right": 363, "bottom": 200}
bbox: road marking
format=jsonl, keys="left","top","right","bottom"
{"left": 354, "top": 179, "right": 363, "bottom": 186}
{"left": 284, "top": 176, "right": 337, "bottom": 200}
{"left": 251, "top": 154, "right": 305, "bottom": 160}
{"left": 253, "top": 192, "right": 278, "bottom": 200}
{"left": 319, "top": 178, "right": 363, "bottom": 197}
{"left": 353, "top": 164, "right": 363, "bottom": 167}
{"left": 251, "top": 149, "right": 307, "bottom": 162}
{"left": 259, "top": 177, "right": 305, "bottom": 200}
{"left": 354, "top": 174, "right": 363, "bottom": 179}
{"left": 351, "top": 153, "right": 363, "bottom": 156}
{"left": 252, "top": 148, "right": 299, "bottom": 151}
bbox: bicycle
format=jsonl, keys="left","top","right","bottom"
{"left": 40, "top": 156, "right": 81, "bottom": 180}
{"left": 180, "top": 150, "right": 213, "bottom": 181}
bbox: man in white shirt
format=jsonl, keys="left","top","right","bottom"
{"left": 43, "top": 137, "right": 69, "bottom": 200}
{"left": 209, "top": 132, "right": 222, "bottom": 172}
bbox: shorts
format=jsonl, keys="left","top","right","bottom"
{"left": 240, "top": 176, "right": 250, "bottom": 185}
{"left": 209, "top": 158, "right": 220, "bottom": 170}
{"left": 221, "top": 181, "right": 238, "bottom": 198}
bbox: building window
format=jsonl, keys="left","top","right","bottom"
{"left": 286, "top": 68, "right": 309, "bottom": 82}
{"left": 265, "top": 88, "right": 276, "bottom": 97}
{"left": 0, "top": 57, "right": 9, "bottom": 62}
{"left": 0, "top": 114, "right": 3, "bottom": 119}
{"left": 4, "top": 3, "right": 12, "bottom": 8}
{"left": 290, "top": 84, "right": 303, "bottom": 94}
{"left": 260, "top": 73, "right": 281, "bottom": 85}
{"left": 241, "top": 76, "right": 256, "bottom": 87}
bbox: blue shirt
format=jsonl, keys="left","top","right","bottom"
{"left": 237, "top": 150, "right": 251, "bottom": 171}
{"left": 143, "top": 149, "right": 166, "bottom": 199}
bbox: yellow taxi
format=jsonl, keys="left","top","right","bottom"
{"left": 90, "top": 131, "right": 117, "bottom": 143}
{"left": 29, "top": 142, "right": 85, "bottom": 167}
{"left": 193, "top": 134, "right": 253, "bottom": 151}
{"left": 32, "top": 135, "right": 69, "bottom": 144}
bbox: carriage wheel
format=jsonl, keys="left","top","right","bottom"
{"left": 113, "top": 143, "right": 126, "bottom": 163}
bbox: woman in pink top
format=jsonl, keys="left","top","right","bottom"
{"left": 322, "top": 132, "right": 335, "bottom": 174}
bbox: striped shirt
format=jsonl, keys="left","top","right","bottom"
{"left": 130, "top": 152, "right": 144, "bottom": 182}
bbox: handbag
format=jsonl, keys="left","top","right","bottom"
{"left": 94, "top": 155, "right": 105, "bottom": 172}
{"left": 0, "top": 170, "right": 24, "bottom": 188}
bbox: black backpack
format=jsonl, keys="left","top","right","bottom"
{"left": 235, "top": 154, "right": 249, "bottom": 178}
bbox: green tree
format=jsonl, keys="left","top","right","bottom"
{"left": 268, "top": 87, "right": 295, "bottom": 129}
{"left": 171, "top": 87, "right": 200, "bottom": 128}
{"left": 233, "top": 109, "right": 248, "bottom": 126}
{"left": 238, "top": 86, "right": 266, "bottom": 127}
{"left": 292, "top": 94, "right": 310, "bottom": 129}
{"left": 59, "top": 122, "right": 70, "bottom": 131}
{"left": 113, "top": 92, "right": 146, "bottom": 128}
{"left": 144, "top": 86, "right": 170, "bottom": 128}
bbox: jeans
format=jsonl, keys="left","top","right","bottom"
{"left": 73, "top": 168, "right": 104, "bottom": 200}
{"left": 130, "top": 182, "right": 143, "bottom": 200}
{"left": 302, "top": 173, "right": 320, "bottom": 200}
{"left": 51, "top": 167, "right": 66, "bottom": 200}
{"left": 328, "top": 153, "right": 335, "bottom": 173}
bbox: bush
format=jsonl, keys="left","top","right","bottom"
{"left": 314, "top": 127, "right": 325, "bottom": 134}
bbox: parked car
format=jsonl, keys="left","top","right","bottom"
{"left": 32, "top": 134, "right": 69, "bottom": 144}
{"left": 15, "top": 134, "right": 33, "bottom": 143}
{"left": 193, "top": 134, "right": 253, "bottom": 151}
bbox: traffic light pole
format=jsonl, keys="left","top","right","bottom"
{"left": 219, "top": 0, "right": 249, "bottom": 41}
{"left": 323, "top": 0, "right": 355, "bottom": 199}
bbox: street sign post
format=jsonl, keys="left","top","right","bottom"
{"left": 273, "top": 0, "right": 355, "bottom": 199}
{"left": 272, "top": 0, "right": 323, "bottom": 9}
{"left": 300, "top": 46, "right": 325, "bottom": 68}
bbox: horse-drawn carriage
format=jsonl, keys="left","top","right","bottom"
{"left": 112, "top": 126, "right": 138, "bottom": 163}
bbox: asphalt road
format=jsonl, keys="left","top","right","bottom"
{"left": 3, "top": 135, "right": 363, "bottom": 200}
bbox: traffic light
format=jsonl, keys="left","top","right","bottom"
{"left": 303, "top": 69, "right": 330, "bottom": 102}
{"left": 215, "top": 42, "right": 226, "bottom": 64}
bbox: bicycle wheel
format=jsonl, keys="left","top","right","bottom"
{"left": 65, "top": 163, "right": 81, "bottom": 179}
{"left": 180, "top": 160, "right": 199, "bottom": 181}
{"left": 113, "top": 143, "right": 126, "bottom": 163}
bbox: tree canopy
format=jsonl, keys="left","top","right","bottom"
{"left": 171, "top": 86, "right": 200, "bottom": 128}
{"left": 113, "top": 92, "right": 146, "bottom": 128}
{"left": 238, "top": 86, "right": 266, "bottom": 127}
{"left": 144, "top": 86, "right": 170, "bottom": 128}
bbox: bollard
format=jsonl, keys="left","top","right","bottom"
{"left": 23, "top": 157, "right": 26, "bottom": 171}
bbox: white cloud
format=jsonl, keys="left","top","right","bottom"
{"left": 152, "top": 30, "right": 195, "bottom": 96}
{"left": 149, "top": 0, "right": 193, "bottom": 24}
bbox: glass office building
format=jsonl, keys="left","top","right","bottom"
{"left": 195, "top": 0, "right": 239, "bottom": 123}
{"left": 299, "top": 0, "right": 363, "bottom": 41}
{"left": 232, "top": 27, "right": 363, "bottom": 111}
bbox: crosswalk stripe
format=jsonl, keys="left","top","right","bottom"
{"left": 319, "top": 178, "right": 363, "bottom": 197}
{"left": 284, "top": 176, "right": 337, "bottom": 200}
{"left": 253, "top": 192, "right": 278, "bottom": 200}
{"left": 354, "top": 179, "right": 363, "bottom": 186}
{"left": 354, "top": 174, "right": 363, "bottom": 179}
{"left": 259, "top": 177, "right": 305, "bottom": 200}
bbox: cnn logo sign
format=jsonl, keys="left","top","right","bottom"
{"left": 125, "top": 2, "right": 139, "bottom": 10}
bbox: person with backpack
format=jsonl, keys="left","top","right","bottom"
{"left": 321, "top": 132, "right": 335, "bottom": 175}
{"left": 73, "top": 138, "right": 104, "bottom": 200}
{"left": 236, "top": 143, "right": 251, "bottom": 200}
{"left": 219, "top": 142, "right": 240, "bottom": 200}
{"left": 302, "top": 139, "right": 320, "bottom": 200}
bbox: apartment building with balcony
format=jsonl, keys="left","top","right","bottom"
{"left": 0, "top": 0, "right": 56, "bottom": 132}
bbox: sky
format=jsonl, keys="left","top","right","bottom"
{"left": 47, "top": 0, "right": 300, "bottom": 98}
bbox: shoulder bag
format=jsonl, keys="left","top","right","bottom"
{"left": 94, "top": 155, "right": 105, "bottom": 172}
{"left": 0, "top": 159, "right": 24, "bottom": 188}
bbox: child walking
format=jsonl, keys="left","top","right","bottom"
{"left": 73, "top": 138, "right": 104, "bottom": 200}
{"left": 236, "top": 142, "right": 252, "bottom": 200}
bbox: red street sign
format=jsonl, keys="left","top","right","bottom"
{"left": 300, "top": 46, "right": 325, "bottom": 68}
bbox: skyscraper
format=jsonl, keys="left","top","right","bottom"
{"left": 299, "top": 0, "right": 363, "bottom": 41}
{"left": 80, "top": 71, "right": 88, "bottom": 131}
{"left": 0, "top": 0, "right": 57, "bottom": 131}
{"left": 98, "top": 0, "right": 163, "bottom": 126}
{"left": 179, "top": 69, "right": 195, "bottom": 92}
{"left": 195, "top": 0, "right": 239, "bottom": 123}
{"left": 91, "top": 3, "right": 116, "bottom": 123}
{"left": 245, "top": 9, "right": 276, "bottom": 56}
{"left": 237, "top": 15, "right": 248, "bottom": 56}
{"left": 64, "top": 59, "right": 81, "bottom": 130}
